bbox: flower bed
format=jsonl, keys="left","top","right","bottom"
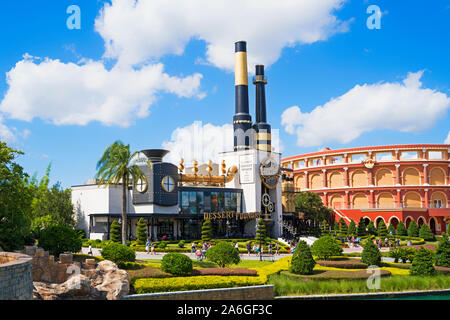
{"left": 279, "top": 268, "right": 391, "bottom": 281}
{"left": 192, "top": 268, "right": 257, "bottom": 276}
{"left": 316, "top": 258, "right": 368, "bottom": 269}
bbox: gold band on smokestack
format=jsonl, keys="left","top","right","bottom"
{"left": 235, "top": 52, "right": 248, "bottom": 86}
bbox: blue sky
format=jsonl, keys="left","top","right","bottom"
{"left": 0, "top": 0, "right": 449, "bottom": 188}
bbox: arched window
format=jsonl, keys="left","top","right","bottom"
{"left": 429, "top": 167, "right": 446, "bottom": 186}
{"left": 310, "top": 174, "right": 323, "bottom": 189}
{"left": 330, "top": 195, "right": 344, "bottom": 209}
{"left": 403, "top": 168, "right": 420, "bottom": 185}
{"left": 377, "top": 192, "right": 395, "bottom": 208}
{"left": 328, "top": 171, "right": 344, "bottom": 189}
{"left": 351, "top": 170, "right": 368, "bottom": 187}
{"left": 352, "top": 193, "right": 369, "bottom": 209}
{"left": 376, "top": 168, "right": 394, "bottom": 186}
{"left": 430, "top": 191, "right": 447, "bottom": 208}
{"left": 404, "top": 192, "right": 422, "bottom": 208}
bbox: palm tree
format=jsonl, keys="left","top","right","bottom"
{"left": 95, "top": 141, "right": 150, "bottom": 244}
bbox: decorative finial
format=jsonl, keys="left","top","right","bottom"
{"left": 179, "top": 158, "right": 184, "bottom": 173}
{"left": 221, "top": 159, "right": 227, "bottom": 175}
{"left": 193, "top": 159, "right": 199, "bottom": 174}
{"left": 206, "top": 159, "right": 213, "bottom": 175}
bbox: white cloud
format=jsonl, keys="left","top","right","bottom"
{"left": 162, "top": 121, "right": 283, "bottom": 165}
{"left": 0, "top": 115, "right": 15, "bottom": 143}
{"left": 95, "top": 0, "right": 350, "bottom": 71}
{"left": 0, "top": 56, "right": 203, "bottom": 127}
{"left": 445, "top": 131, "right": 450, "bottom": 144}
{"left": 282, "top": 71, "right": 450, "bottom": 147}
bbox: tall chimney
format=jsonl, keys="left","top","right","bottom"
{"left": 233, "top": 41, "right": 253, "bottom": 151}
{"left": 253, "top": 65, "right": 271, "bottom": 152}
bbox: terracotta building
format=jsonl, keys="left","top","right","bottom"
{"left": 281, "top": 144, "right": 450, "bottom": 235}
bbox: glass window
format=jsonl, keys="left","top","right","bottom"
{"left": 197, "top": 192, "right": 204, "bottom": 214}
{"left": 230, "top": 193, "right": 237, "bottom": 210}
{"left": 429, "top": 151, "right": 443, "bottom": 160}
{"left": 218, "top": 192, "right": 225, "bottom": 211}
{"left": 211, "top": 192, "right": 218, "bottom": 212}
{"left": 189, "top": 191, "right": 197, "bottom": 214}
{"left": 400, "top": 151, "right": 418, "bottom": 160}
{"left": 204, "top": 192, "right": 211, "bottom": 212}
{"left": 236, "top": 193, "right": 242, "bottom": 213}
{"left": 224, "top": 193, "right": 231, "bottom": 210}
{"left": 182, "top": 191, "right": 189, "bottom": 214}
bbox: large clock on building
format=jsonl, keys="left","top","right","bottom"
{"left": 259, "top": 156, "right": 281, "bottom": 189}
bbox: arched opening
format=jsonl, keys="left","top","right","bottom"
{"left": 389, "top": 216, "right": 400, "bottom": 229}
{"left": 429, "top": 218, "right": 436, "bottom": 234}
{"left": 430, "top": 191, "right": 447, "bottom": 208}
{"left": 376, "top": 169, "right": 394, "bottom": 186}
{"left": 403, "top": 168, "right": 420, "bottom": 185}
{"left": 429, "top": 167, "right": 446, "bottom": 186}
{"left": 352, "top": 193, "right": 369, "bottom": 209}
{"left": 295, "top": 174, "right": 305, "bottom": 190}
{"left": 310, "top": 174, "right": 322, "bottom": 190}
{"left": 328, "top": 171, "right": 344, "bottom": 189}
{"left": 375, "top": 217, "right": 385, "bottom": 229}
{"left": 351, "top": 170, "right": 368, "bottom": 187}
{"left": 364, "top": 217, "right": 371, "bottom": 226}
{"left": 330, "top": 195, "right": 344, "bottom": 209}
{"left": 417, "top": 217, "right": 425, "bottom": 228}
{"left": 377, "top": 192, "right": 395, "bottom": 208}
{"left": 404, "top": 192, "right": 422, "bottom": 208}
{"left": 404, "top": 216, "right": 412, "bottom": 229}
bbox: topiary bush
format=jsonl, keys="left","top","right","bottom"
{"left": 377, "top": 220, "right": 388, "bottom": 238}
{"left": 158, "top": 241, "right": 168, "bottom": 249}
{"left": 161, "top": 252, "right": 193, "bottom": 276}
{"left": 255, "top": 218, "right": 267, "bottom": 245}
{"left": 101, "top": 243, "right": 136, "bottom": 266}
{"left": 205, "top": 242, "right": 240, "bottom": 268}
{"left": 357, "top": 217, "right": 367, "bottom": 237}
{"left": 110, "top": 220, "right": 121, "bottom": 243}
{"left": 410, "top": 247, "right": 435, "bottom": 276}
{"left": 396, "top": 221, "right": 407, "bottom": 236}
{"left": 178, "top": 240, "right": 186, "bottom": 248}
{"left": 348, "top": 219, "right": 356, "bottom": 236}
{"left": 434, "top": 236, "right": 450, "bottom": 268}
{"left": 367, "top": 220, "right": 377, "bottom": 236}
{"left": 289, "top": 240, "right": 316, "bottom": 275}
{"left": 338, "top": 218, "right": 348, "bottom": 237}
{"left": 38, "top": 225, "right": 82, "bottom": 257}
{"left": 136, "top": 218, "right": 147, "bottom": 245}
{"left": 408, "top": 221, "right": 419, "bottom": 237}
{"left": 419, "top": 224, "right": 435, "bottom": 241}
{"left": 310, "top": 236, "right": 343, "bottom": 260}
{"left": 201, "top": 219, "right": 213, "bottom": 242}
{"left": 361, "top": 240, "right": 382, "bottom": 266}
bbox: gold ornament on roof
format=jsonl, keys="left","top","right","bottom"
{"left": 206, "top": 159, "right": 213, "bottom": 175}
{"left": 193, "top": 159, "right": 199, "bottom": 174}
{"left": 221, "top": 160, "right": 227, "bottom": 175}
{"left": 178, "top": 158, "right": 184, "bottom": 173}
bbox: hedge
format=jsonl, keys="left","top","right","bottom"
{"left": 133, "top": 256, "right": 292, "bottom": 294}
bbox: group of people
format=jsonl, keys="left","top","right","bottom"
{"left": 245, "top": 241, "right": 280, "bottom": 256}
{"left": 145, "top": 238, "right": 156, "bottom": 255}
{"left": 374, "top": 237, "right": 401, "bottom": 249}
{"left": 191, "top": 241, "right": 213, "bottom": 261}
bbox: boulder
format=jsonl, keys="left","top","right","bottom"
{"left": 55, "top": 274, "right": 91, "bottom": 298}
{"left": 92, "top": 261, "right": 130, "bottom": 300}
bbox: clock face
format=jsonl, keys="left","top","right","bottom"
{"left": 161, "top": 175, "right": 175, "bottom": 192}
{"left": 135, "top": 176, "right": 148, "bottom": 193}
{"left": 260, "top": 157, "right": 280, "bottom": 177}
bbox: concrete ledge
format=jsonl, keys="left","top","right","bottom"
{"left": 123, "top": 285, "right": 274, "bottom": 300}
{"left": 276, "top": 289, "right": 450, "bottom": 300}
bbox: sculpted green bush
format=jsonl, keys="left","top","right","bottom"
{"left": 289, "top": 241, "right": 316, "bottom": 275}
{"left": 38, "top": 225, "right": 82, "bottom": 257}
{"left": 310, "top": 236, "right": 343, "bottom": 260}
{"left": 361, "top": 241, "right": 382, "bottom": 266}
{"left": 410, "top": 247, "right": 435, "bottom": 276}
{"left": 161, "top": 252, "right": 193, "bottom": 276}
{"left": 101, "top": 243, "right": 136, "bottom": 266}
{"left": 205, "top": 242, "right": 240, "bottom": 268}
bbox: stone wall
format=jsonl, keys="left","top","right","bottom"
{"left": 0, "top": 252, "right": 33, "bottom": 300}
{"left": 122, "top": 285, "right": 274, "bottom": 300}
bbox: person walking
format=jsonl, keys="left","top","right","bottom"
{"left": 191, "top": 242, "right": 196, "bottom": 253}
{"left": 145, "top": 238, "right": 151, "bottom": 254}
{"left": 150, "top": 241, "right": 155, "bottom": 255}
{"left": 88, "top": 243, "right": 93, "bottom": 256}
{"left": 268, "top": 242, "right": 272, "bottom": 254}
{"left": 246, "top": 242, "right": 252, "bottom": 256}
{"left": 275, "top": 243, "right": 279, "bottom": 255}
{"left": 234, "top": 242, "right": 239, "bottom": 252}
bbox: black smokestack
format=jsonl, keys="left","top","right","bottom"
{"left": 233, "top": 41, "right": 253, "bottom": 151}
{"left": 253, "top": 65, "right": 271, "bottom": 152}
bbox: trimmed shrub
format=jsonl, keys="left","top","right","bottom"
{"left": 338, "top": 218, "right": 348, "bottom": 236}
{"left": 289, "top": 240, "right": 316, "bottom": 275}
{"left": 316, "top": 258, "right": 367, "bottom": 269}
{"left": 333, "top": 221, "right": 339, "bottom": 236}
{"left": 310, "top": 236, "right": 343, "bottom": 260}
{"left": 434, "top": 236, "right": 450, "bottom": 268}
{"left": 161, "top": 252, "right": 193, "bottom": 276}
{"left": 38, "top": 225, "right": 82, "bottom": 257}
{"left": 419, "top": 224, "right": 435, "bottom": 241}
{"left": 348, "top": 219, "right": 356, "bottom": 236}
{"left": 255, "top": 218, "right": 267, "bottom": 245}
{"left": 205, "top": 242, "right": 240, "bottom": 268}
{"left": 178, "top": 240, "right": 186, "bottom": 248}
{"left": 408, "top": 221, "right": 419, "bottom": 237}
{"left": 320, "top": 220, "right": 330, "bottom": 236}
{"left": 361, "top": 241, "right": 382, "bottom": 266}
{"left": 101, "top": 243, "right": 136, "bottom": 266}
{"left": 367, "top": 220, "right": 377, "bottom": 236}
{"left": 136, "top": 218, "right": 147, "bottom": 245}
{"left": 201, "top": 219, "right": 213, "bottom": 242}
{"left": 357, "top": 217, "right": 367, "bottom": 237}
{"left": 396, "top": 221, "right": 407, "bottom": 236}
{"left": 388, "top": 224, "right": 395, "bottom": 236}
{"left": 410, "top": 247, "right": 435, "bottom": 276}
{"left": 75, "top": 229, "right": 86, "bottom": 239}
{"left": 157, "top": 241, "right": 168, "bottom": 249}
{"left": 377, "top": 220, "right": 388, "bottom": 238}
{"left": 110, "top": 220, "right": 121, "bottom": 243}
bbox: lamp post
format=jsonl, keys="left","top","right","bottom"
{"left": 256, "top": 221, "right": 262, "bottom": 261}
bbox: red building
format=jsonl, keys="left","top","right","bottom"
{"left": 281, "top": 144, "right": 450, "bottom": 235}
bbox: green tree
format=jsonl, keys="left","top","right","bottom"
{"left": 205, "top": 242, "right": 240, "bottom": 267}
{"left": 338, "top": 218, "right": 348, "bottom": 236}
{"left": 348, "top": 219, "right": 356, "bottom": 236}
{"left": 101, "top": 243, "right": 136, "bottom": 266}
{"left": 294, "top": 192, "right": 332, "bottom": 227}
{"left": 38, "top": 225, "right": 82, "bottom": 257}
{"left": 255, "top": 218, "right": 267, "bottom": 245}
{"left": 0, "top": 142, "right": 34, "bottom": 251}
{"left": 136, "top": 218, "right": 148, "bottom": 245}
{"left": 396, "top": 221, "right": 407, "bottom": 236}
{"left": 310, "top": 236, "right": 343, "bottom": 260}
{"left": 361, "top": 241, "right": 382, "bottom": 266}
{"left": 357, "top": 217, "right": 367, "bottom": 237}
{"left": 110, "top": 219, "right": 121, "bottom": 243}
{"left": 201, "top": 219, "right": 213, "bottom": 242}
{"left": 408, "top": 221, "right": 419, "bottom": 237}
{"left": 320, "top": 219, "right": 330, "bottom": 236}
{"left": 367, "top": 220, "right": 377, "bottom": 236}
{"left": 161, "top": 253, "right": 193, "bottom": 275}
{"left": 410, "top": 247, "right": 435, "bottom": 276}
{"left": 388, "top": 223, "right": 396, "bottom": 236}
{"left": 289, "top": 240, "right": 316, "bottom": 275}
{"left": 419, "top": 224, "right": 435, "bottom": 241}
{"left": 434, "top": 236, "right": 450, "bottom": 268}
{"left": 377, "top": 220, "right": 388, "bottom": 237}
{"left": 333, "top": 221, "right": 339, "bottom": 236}
{"left": 96, "top": 141, "right": 150, "bottom": 244}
